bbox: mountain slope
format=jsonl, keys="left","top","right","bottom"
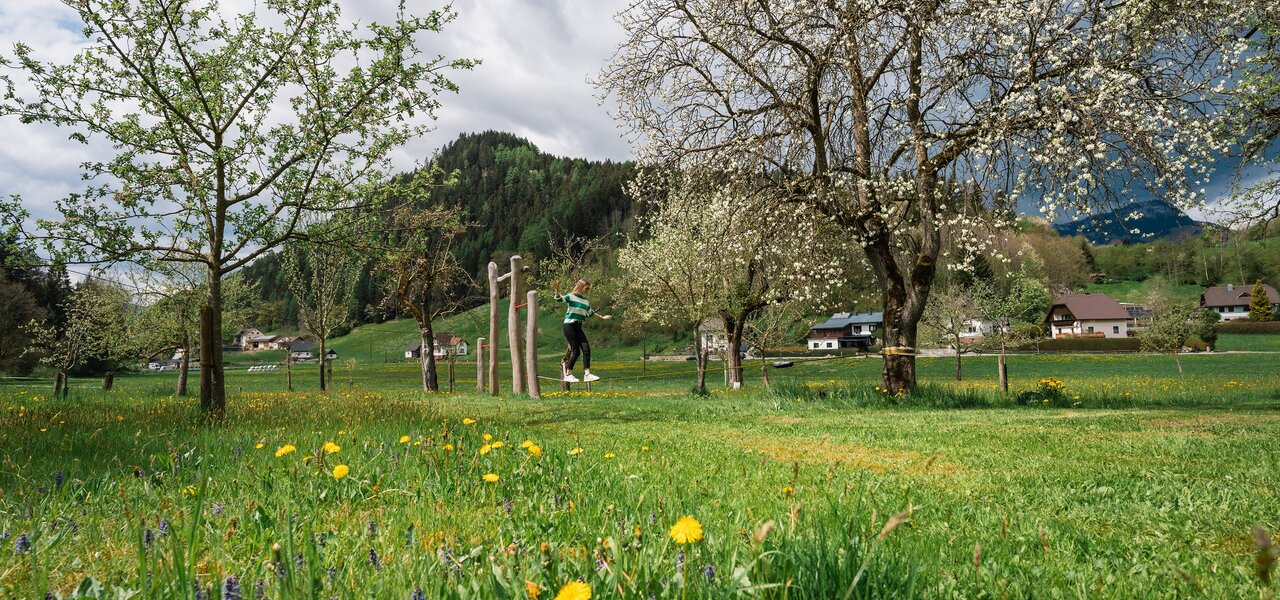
{"left": 1054, "top": 199, "right": 1205, "bottom": 244}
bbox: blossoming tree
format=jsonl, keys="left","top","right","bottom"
{"left": 601, "top": 0, "right": 1259, "bottom": 393}
{"left": 617, "top": 169, "right": 848, "bottom": 389}
{"left": 0, "top": 0, "right": 474, "bottom": 416}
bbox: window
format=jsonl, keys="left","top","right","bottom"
{"left": 826, "top": 342, "right": 834, "bottom": 349}
{"left": 853, "top": 325, "right": 861, "bottom": 333}
{"left": 1087, "top": 326, "right": 1095, "bottom": 333}
{"left": 1112, "top": 326, "right": 1119, "bottom": 334}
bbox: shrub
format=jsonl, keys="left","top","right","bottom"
{"left": 1216, "top": 320, "right": 1280, "bottom": 334}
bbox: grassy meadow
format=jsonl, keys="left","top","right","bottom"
{"left": 2, "top": 349, "right": 1280, "bottom": 598}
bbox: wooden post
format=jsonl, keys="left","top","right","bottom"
{"left": 476, "top": 337, "right": 486, "bottom": 393}
{"left": 488, "top": 262, "right": 500, "bottom": 396}
{"left": 526, "top": 290, "right": 540, "bottom": 398}
{"left": 508, "top": 255, "right": 525, "bottom": 395}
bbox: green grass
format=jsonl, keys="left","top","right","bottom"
{"left": 1215, "top": 333, "right": 1280, "bottom": 352}
{"left": 3, "top": 355, "right": 1280, "bottom": 598}
{"left": 1085, "top": 280, "right": 1204, "bottom": 304}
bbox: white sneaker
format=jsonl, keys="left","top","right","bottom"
{"left": 562, "top": 373, "right": 580, "bottom": 383}
{"left": 583, "top": 373, "right": 600, "bottom": 382}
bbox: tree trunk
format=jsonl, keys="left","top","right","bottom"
{"left": 1174, "top": 352, "right": 1184, "bottom": 377}
{"left": 953, "top": 334, "right": 962, "bottom": 382}
{"left": 878, "top": 282, "right": 921, "bottom": 395}
{"left": 723, "top": 314, "right": 745, "bottom": 389}
{"left": 176, "top": 337, "right": 190, "bottom": 397}
{"left": 693, "top": 323, "right": 707, "bottom": 393}
{"left": 759, "top": 352, "right": 770, "bottom": 387}
{"left": 318, "top": 337, "right": 327, "bottom": 392}
{"left": 419, "top": 321, "right": 439, "bottom": 392}
{"left": 286, "top": 354, "right": 293, "bottom": 392}
{"left": 102, "top": 371, "right": 114, "bottom": 391}
{"left": 198, "top": 279, "right": 226, "bottom": 417}
{"left": 476, "top": 337, "right": 486, "bottom": 393}
{"left": 997, "top": 349, "right": 1008, "bottom": 394}
{"left": 53, "top": 371, "right": 65, "bottom": 398}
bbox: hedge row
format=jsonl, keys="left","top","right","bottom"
{"left": 1015, "top": 337, "right": 1142, "bottom": 353}
{"left": 1216, "top": 320, "right": 1280, "bottom": 334}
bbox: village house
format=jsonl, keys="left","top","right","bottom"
{"left": 242, "top": 334, "right": 292, "bottom": 351}
{"left": 696, "top": 316, "right": 753, "bottom": 358}
{"left": 959, "top": 318, "right": 1005, "bottom": 340}
{"left": 405, "top": 333, "right": 469, "bottom": 360}
{"left": 806, "top": 312, "right": 882, "bottom": 350}
{"left": 1044, "top": 293, "right": 1131, "bottom": 338}
{"left": 1200, "top": 283, "right": 1279, "bottom": 321}
{"left": 233, "top": 328, "right": 262, "bottom": 348}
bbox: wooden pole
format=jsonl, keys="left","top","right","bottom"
{"left": 488, "top": 262, "right": 500, "bottom": 396}
{"left": 508, "top": 255, "right": 525, "bottom": 395}
{"left": 526, "top": 290, "right": 540, "bottom": 398}
{"left": 476, "top": 337, "right": 486, "bottom": 393}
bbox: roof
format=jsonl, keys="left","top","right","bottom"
{"left": 433, "top": 332, "right": 462, "bottom": 345}
{"left": 289, "top": 340, "right": 318, "bottom": 352}
{"left": 1046, "top": 293, "right": 1130, "bottom": 321}
{"left": 248, "top": 335, "right": 280, "bottom": 342}
{"left": 1201, "top": 283, "right": 1278, "bottom": 307}
{"left": 812, "top": 311, "right": 883, "bottom": 330}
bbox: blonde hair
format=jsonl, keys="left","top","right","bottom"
{"left": 572, "top": 279, "right": 590, "bottom": 294}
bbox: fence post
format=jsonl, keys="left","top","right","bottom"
{"left": 488, "top": 262, "right": 500, "bottom": 396}
{"left": 526, "top": 290, "right": 540, "bottom": 398}
{"left": 508, "top": 255, "right": 525, "bottom": 395}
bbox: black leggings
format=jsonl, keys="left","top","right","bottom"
{"left": 562, "top": 322, "right": 590, "bottom": 370}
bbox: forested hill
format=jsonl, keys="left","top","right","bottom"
{"left": 239, "top": 131, "right": 637, "bottom": 330}
{"left": 429, "top": 131, "right": 636, "bottom": 276}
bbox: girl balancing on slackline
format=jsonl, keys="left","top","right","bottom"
{"left": 552, "top": 278, "right": 612, "bottom": 383}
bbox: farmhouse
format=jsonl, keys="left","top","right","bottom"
{"left": 806, "top": 312, "right": 882, "bottom": 350}
{"left": 696, "top": 316, "right": 753, "bottom": 357}
{"left": 1200, "top": 283, "right": 1278, "bottom": 321}
{"left": 959, "top": 318, "right": 1005, "bottom": 340}
{"left": 1044, "top": 293, "right": 1131, "bottom": 338}
{"left": 233, "top": 328, "right": 263, "bottom": 348}
{"left": 243, "top": 334, "right": 292, "bottom": 351}
{"left": 405, "top": 333, "right": 469, "bottom": 359}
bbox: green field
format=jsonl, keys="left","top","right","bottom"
{"left": 3, "top": 352, "right": 1280, "bottom": 598}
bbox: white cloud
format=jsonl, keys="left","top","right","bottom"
{"left": 0, "top": 0, "right": 634, "bottom": 225}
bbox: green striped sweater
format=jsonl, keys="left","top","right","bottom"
{"left": 553, "top": 292, "right": 596, "bottom": 323}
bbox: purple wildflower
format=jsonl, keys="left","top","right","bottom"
{"left": 142, "top": 529, "right": 155, "bottom": 549}
{"left": 254, "top": 580, "right": 265, "bottom": 600}
{"left": 222, "top": 576, "right": 241, "bottom": 600}
{"left": 54, "top": 471, "right": 64, "bottom": 488}
{"left": 158, "top": 519, "right": 170, "bottom": 537}
{"left": 410, "top": 588, "right": 426, "bottom": 600}
{"left": 702, "top": 564, "right": 716, "bottom": 580}
{"left": 369, "top": 548, "right": 380, "bottom": 570}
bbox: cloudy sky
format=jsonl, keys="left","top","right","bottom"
{"left": 0, "top": 0, "right": 634, "bottom": 223}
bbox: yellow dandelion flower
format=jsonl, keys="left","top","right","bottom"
{"left": 275, "top": 444, "right": 297, "bottom": 457}
{"left": 255, "top": 443, "right": 264, "bottom": 449}
{"left": 182, "top": 485, "right": 197, "bottom": 496}
{"left": 521, "top": 440, "right": 534, "bottom": 449}
{"left": 669, "top": 516, "right": 704, "bottom": 544}
{"left": 323, "top": 441, "right": 341, "bottom": 454}
{"left": 463, "top": 418, "right": 476, "bottom": 425}
{"left": 483, "top": 433, "right": 493, "bottom": 442}
{"left": 491, "top": 441, "right": 505, "bottom": 449}
{"left": 782, "top": 486, "right": 794, "bottom": 496}
{"left": 399, "top": 435, "right": 410, "bottom": 443}
{"left": 480, "top": 444, "right": 493, "bottom": 455}
{"left": 568, "top": 447, "right": 584, "bottom": 456}
{"left": 443, "top": 443, "right": 454, "bottom": 452}
{"left": 482, "top": 473, "right": 500, "bottom": 483}
{"left": 524, "top": 579, "right": 540, "bottom": 598}
{"left": 641, "top": 446, "right": 649, "bottom": 452}
{"left": 528, "top": 444, "right": 542, "bottom": 457}
{"left": 603, "top": 452, "right": 615, "bottom": 459}
{"left": 554, "top": 580, "right": 591, "bottom": 600}
{"left": 332, "top": 464, "right": 349, "bottom": 479}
